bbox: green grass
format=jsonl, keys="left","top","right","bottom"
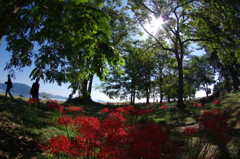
{"left": 0, "top": 90, "right": 240, "bottom": 158}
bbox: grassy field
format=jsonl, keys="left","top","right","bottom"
{"left": 0, "top": 91, "right": 240, "bottom": 158}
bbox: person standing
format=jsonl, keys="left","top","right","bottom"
{"left": 5, "top": 74, "right": 13, "bottom": 98}
{"left": 30, "top": 78, "right": 40, "bottom": 109}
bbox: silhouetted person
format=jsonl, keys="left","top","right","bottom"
{"left": 5, "top": 74, "right": 13, "bottom": 98}
{"left": 30, "top": 78, "right": 40, "bottom": 109}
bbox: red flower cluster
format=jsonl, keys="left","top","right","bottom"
{"left": 66, "top": 106, "right": 84, "bottom": 112}
{"left": 49, "top": 135, "right": 72, "bottom": 155}
{"left": 199, "top": 109, "right": 229, "bottom": 134}
{"left": 46, "top": 100, "right": 84, "bottom": 114}
{"left": 39, "top": 114, "right": 180, "bottom": 158}
{"left": 26, "top": 98, "right": 40, "bottom": 105}
{"left": 99, "top": 108, "right": 110, "bottom": 113}
{"left": 183, "top": 126, "right": 199, "bottom": 137}
{"left": 126, "top": 122, "right": 180, "bottom": 159}
{"left": 99, "top": 105, "right": 156, "bottom": 116}
{"left": 160, "top": 105, "right": 167, "bottom": 109}
{"left": 57, "top": 115, "right": 73, "bottom": 126}
{"left": 213, "top": 100, "right": 220, "bottom": 105}
{"left": 47, "top": 101, "right": 64, "bottom": 113}
{"left": 192, "top": 103, "right": 202, "bottom": 107}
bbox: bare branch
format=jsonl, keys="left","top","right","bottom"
{"left": 182, "top": 33, "right": 228, "bottom": 44}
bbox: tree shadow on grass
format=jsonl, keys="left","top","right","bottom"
{"left": 0, "top": 121, "right": 41, "bottom": 159}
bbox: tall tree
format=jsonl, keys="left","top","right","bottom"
{"left": 206, "top": 49, "right": 240, "bottom": 91}
{"left": 128, "top": 0, "right": 209, "bottom": 109}
{"left": 136, "top": 40, "right": 157, "bottom": 104}
{"left": 192, "top": 0, "right": 240, "bottom": 90}
{"left": 152, "top": 46, "right": 172, "bottom": 104}
{"left": 97, "top": 39, "right": 157, "bottom": 105}
{"left": 188, "top": 55, "right": 216, "bottom": 97}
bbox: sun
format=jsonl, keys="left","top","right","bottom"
{"left": 144, "top": 15, "right": 164, "bottom": 34}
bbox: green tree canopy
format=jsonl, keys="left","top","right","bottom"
{"left": 3, "top": 0, "right": 126, "bottom": 101}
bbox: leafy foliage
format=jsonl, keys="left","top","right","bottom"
{"left": 4, "top": 0, "right": 125, "bottom": 97}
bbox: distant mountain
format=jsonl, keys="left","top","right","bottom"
{"left": 0, "top": 82, "right": 67, "bottom": 100}
{"left": 46, "top": 94, "right": 67, "bottom": 100}
{"left": 96, "top": 100, "right": 106, "bottom": 103}
{"left": 0, "top": 82, "right": 31, "bottom": 97}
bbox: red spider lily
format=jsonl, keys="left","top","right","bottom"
{"left": 213, "top": 100, "right": 220, "bottom": 105}
{"left": 108, "top": 112, "right": 126, "bottom": 122}
{"left": 160, "top": 105, "right": 167, "bottom": 109}
{"left": 137, "top": 109, "right": 156, "bottom": 115}
{"left": 73, "top": 115, "right": 127, "bottom": 158}
{"left": 37, "top": 135, "right": 72, "bottom": 155}
{"left": 99, "top": 108, "right": 110, "bottom": 113}
{"left": 73, "top": 116, "right": 101, "bottom": 140}
{"left": 183, "top": 127, "right": 199, "bottom": 137}
{"left": 39, "top": 111, "right": 180, "bottom": 158}
{"left": 71, "top": 135, "right": 89, "bottom": 157}
{"left": 199, "top": 109, "right": 229, "bottom": 134}
{"left": 26, "top": 98, "right": 39, "bottom": 105}
{"left": 122, "top": 105, "right": 139, "bottom": 115}
{"left": 46, "top": 100, "right": 58, "bottom": 104}
{"left": 192, "top": 103, "right": 202, "bottom": 107}
{"left": 126, "top": 122, "right": 180, "bottom": 159}
{"left": 47, "top": 101, "right": 64, "bottom": 113}
{"left": 95, "top": 140, "right": 102, "bottom": 148}
{"left": 96, "top": 146, "right": 123, "bottom": 159}
{"left": 201, "top": 110, "right": 208, "bottom": 113}
{"left": 49, "top": 135, "right": 72, "bottom": 154}
{"left": 99, "top": 105, "right": 156, "bottom": 116}
{"left": 66, "top": 106, "right": 84, "bottom": 112}
{"left": 20, "top": 95, "right": 24, "bottom": 97}
{"left": 56, "top": 115, "right": 73, "bottom": 126}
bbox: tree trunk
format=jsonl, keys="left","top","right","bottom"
{"left": 228, "top": 66, "right": 239, "bottom": 90}
{"left": 205, "top": 84, "right": 209, "bottom": 97}
{"left": 160, "top": 91, "right": 163, "bottom": 104}
{"left": 145, "top": 82, "right": 150, "bottom": 104}
{"left": 176, "top": 57, "right": 186, "bottom": 109}
{"left": 87, "top": 74, "right": 93, "bottom": 94}
{"left": 146, "top": 96, "right": 149, "bottom": 104}
{"left": 167, "top": 95, "right": 170, "bottom": 102}
{"left": 133, "top": 86, "right": 136, "bottom": 105}
{"left": 80, "top": 78, "right": 93, "bottom": 104}
{"left": 159, "top": 76, "right": 164, "bottom": 104}
{"left": 82, "top": 79, "right": 88, "bottom": 98}
{"left": 130, "top": 78, "right": 136, "bottom": 105}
